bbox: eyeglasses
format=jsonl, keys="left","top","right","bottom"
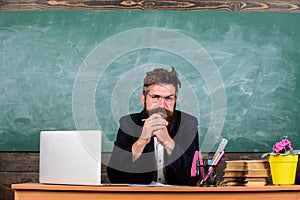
{"left": 147, "top": 93, "right": 176, "bottom": 103}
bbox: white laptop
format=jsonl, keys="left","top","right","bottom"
{"left": 39, "top": 130, "right": 102, "bottom": 185}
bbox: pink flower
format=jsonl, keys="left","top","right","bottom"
{"left": 272, "top": 138, "right": 293, "bottom": 154}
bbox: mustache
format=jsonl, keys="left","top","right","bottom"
{"left": 143, "top": 107, "right": 175, "bottom": 130}
{"left": 149, "top": 107, "right": 168, "bottom": 119}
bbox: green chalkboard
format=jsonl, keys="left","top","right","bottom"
{"left": 0, "top": 10, "right": 299, "bottom": 152}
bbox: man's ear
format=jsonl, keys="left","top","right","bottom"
{"left": 140, "top": 93, "right": 145, "bottom": 107}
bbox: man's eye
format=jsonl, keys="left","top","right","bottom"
{"left": 166, "top": 96, "right": 174, "bottom": 101}
{"left": 153, "top": 95, "right": 160, "bottom": 100}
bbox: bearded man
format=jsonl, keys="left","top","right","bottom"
{"left": 107, "top": 67, "right": 199, "bottom": 185}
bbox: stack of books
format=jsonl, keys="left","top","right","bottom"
{"left": 223, "top": 160, "right": 270, "bottom": 186}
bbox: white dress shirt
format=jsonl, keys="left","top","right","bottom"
{"left": 154, "top": 137, "right": 166, "bottom": 183}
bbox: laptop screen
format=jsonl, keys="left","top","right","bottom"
{"left": 39, "top": 130, "right": 102, "bottom": 185}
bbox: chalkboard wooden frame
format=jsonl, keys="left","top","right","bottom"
{"left": 0, "top": 0, "right": 299, "bottom": 12}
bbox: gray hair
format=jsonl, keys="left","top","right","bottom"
{"left": 143, "top": 67, "right": 181, "bottom": 96}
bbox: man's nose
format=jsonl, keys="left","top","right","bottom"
{"left": 157, "top": 97, "right": 167, "bottom": 107}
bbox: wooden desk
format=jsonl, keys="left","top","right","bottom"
{"left": 12, "top": 183, "right": 300, "bottom": 200}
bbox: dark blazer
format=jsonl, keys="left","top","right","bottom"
{"left": 107, "top": 110, "right": 200, "bottom": 185}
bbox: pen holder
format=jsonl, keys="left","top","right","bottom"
{"left": 200, "top": 165, "right": 217, "bottom": 187}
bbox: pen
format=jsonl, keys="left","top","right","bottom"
{"left": 142, "top": 114, "right": 166, "bottom": 122}
{"left": 191, "top": 151, "right": 198, "bottom": 177}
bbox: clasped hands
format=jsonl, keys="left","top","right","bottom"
{"left": 132, "top": 113, "right": 175, "bottom": 161}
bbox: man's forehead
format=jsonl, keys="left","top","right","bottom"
{"left": 148, "top": 84, "right": 176, "bottom": 94}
